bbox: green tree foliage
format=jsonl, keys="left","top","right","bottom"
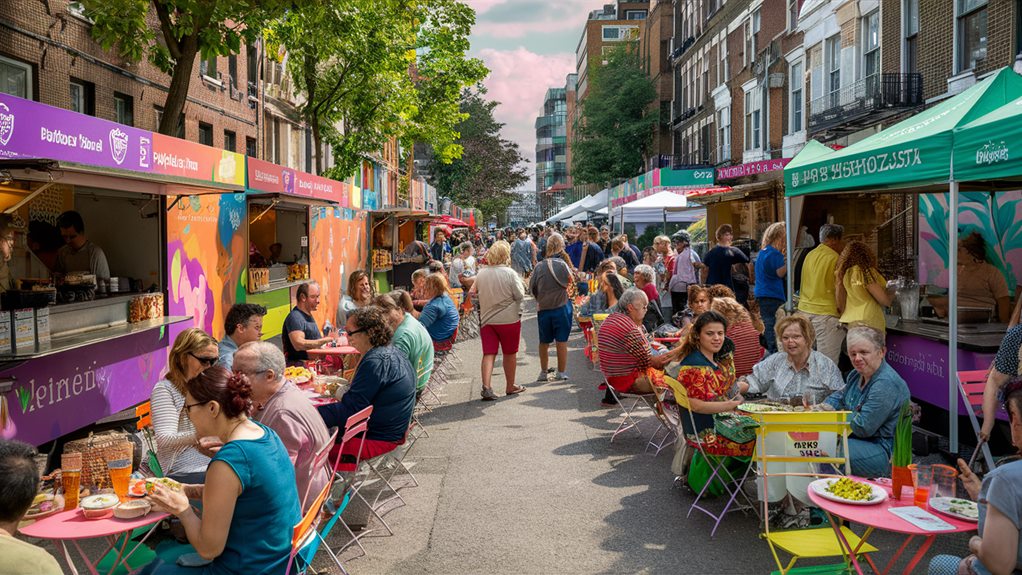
{"left": 571, "top": 45, "right": 656, "bottom": 186}
{"left": 426, "top": 90, "right": 529, "bottom": 223}
{"left": 270, "top": 0, "right": 486, "bottom": 179}
{"left": 79, "top": 0, "right": 288, "bottom": 136}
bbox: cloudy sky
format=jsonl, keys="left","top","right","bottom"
{"left": 465, "top": 0, "right": 602, "bottom": 192}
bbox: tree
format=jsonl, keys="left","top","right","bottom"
{"left": 80, "top": 0, "right": 287, "bottom": 136}
{"left": 571, "top": 45, "right": 656, "bottom": 186}
{"left": 270, "top": 0, "right": 486, "bottom": 178}
{"left": 426, "top": 91, "right": 529, "bottom": 222}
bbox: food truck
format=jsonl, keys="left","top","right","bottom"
{"left": 0, "top": 92, "right": 369, "bottom": 450}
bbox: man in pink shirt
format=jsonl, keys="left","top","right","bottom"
{"left": 234, "top": 341, "right": 331, "bottom": 511}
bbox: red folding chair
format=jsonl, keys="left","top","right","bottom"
{"left": 958, "top": 369, "right": 996, "bottom": 471}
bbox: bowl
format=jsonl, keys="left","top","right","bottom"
{"left": 113, "top": 500, "right": 151, "bottom": 519}
{"left": 80, "top": 493, "right": 119, "bottom": 512}
{"left": 82, "top": 507, "right": 115, "bottom": 520}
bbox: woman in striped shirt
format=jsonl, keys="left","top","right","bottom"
{"left": 150, "top": 328, "right": 217, "bottom": 483}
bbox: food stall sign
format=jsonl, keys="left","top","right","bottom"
{"left": 610, "top": 168, "right": 715, "bottom": 207}
{"left": 716, "top": 158, "right": 791, "bottom": 181}
{"left": 151, "top": 134, "right": 245, "bottom": 186}
{"left": 0, "top": 92, "right": 153, "bottom": 172}
{"left": 246, "top": 157, "right": 348, "bottom": 207}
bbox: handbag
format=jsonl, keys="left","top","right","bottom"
{"left": 713, "top": 413, "right": 759, "bottom": 445}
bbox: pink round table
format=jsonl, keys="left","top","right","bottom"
{"left": 307, "top": 345, "right": 360, "bottom": 357}
{"left": 20, "top": 507, "right": 168, "bottom": 575}
{"left": 807, "top": 478, "right": 976, "bottom": 575}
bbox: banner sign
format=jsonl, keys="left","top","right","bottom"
{"left": 0, "top": 92, "right": 152, "bottom": 172}
{"left": 152, "top": 134, "right": 244, "bottom": 186}
{"left": 610, "top": 168, "right": 715, "bottom": 207}
{"left": 717, "top": 158, "right": 790, "bottom": 181}
{"left": 246, "top": 157, "right": 349, "bottom": 207}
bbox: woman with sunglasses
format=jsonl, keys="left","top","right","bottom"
{"left": 150, "top": 327, "right": 218, "bottom": 483}
{"left": 144, "top": 367, "right": 300, "bottom": 575}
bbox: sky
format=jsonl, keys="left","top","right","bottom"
{"left": 464, "top": 0, "right": 602, "bottom": 192}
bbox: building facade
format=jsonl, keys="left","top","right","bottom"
{"left": 641, "top": 0, "right": 675, "bottom": 168}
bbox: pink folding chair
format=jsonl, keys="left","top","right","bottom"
{"left": 958, "top": 369, "right": 996, "bottom": 471}
{"left": 301, "top": 427, "right": 339, "bottom": 512}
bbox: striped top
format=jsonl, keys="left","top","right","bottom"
{"left": 597, "top": 312, "right": 651, "bottom": 379}
{"left": 728, "top": 321, "right": 763, "bottom": 378}
{"left": 150, "top": 379, "right": 211, "bottom": 476}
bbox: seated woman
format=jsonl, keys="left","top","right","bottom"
{"left": 145, "top": 366, "right": 299, "bottom": 574}
{"left": 337, "top": 270, "right": 375, "bottom": 327}
{"left": 607, "top": 256, "right": 634, "bottom": 289}
{"left": 673, "top": 310, "right": 753, "bottom": 458}
{"left": 317, "top": 306, "right": 416, "bottom": 468}
{"left": 673, "top": 284, "right": 713, "bottom": 335}
{"left": 980, "top": 323, "right": 1022, "bottom": 441}
{"left": 418, "top": 273, "right": 460, "bottom": 343}
{"left": 710, "top": 296, "right": 763, "bottom": 378}
{"left": 816, "top": 325, "right": 910, "bottom": 478}
{"left": 930, "top": 379, "right": 1022, "bottom": 575}
{"left": 634, "top": 264, "right": 665, "bottom": 331}
{"left": 411, "top": 268, "right": 430, "bottom": 311}
{"left": 150, "top": 328, "right": 217, "bottom": 484}
{"left": 579, "top": 271, "right": 625, "bottom": 318}
{"left": 739, "top": 314, "right": 843, "bottom": 400}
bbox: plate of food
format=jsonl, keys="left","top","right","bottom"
{"left": 80, "top": 493, "right": 120, "bottom": 519}
{"left": 738, "top": 402, "right": 791, "bottom": 413}
{"left": 810, "top": 477, "right": 888, "bottom": 506}
{"left": 285, "top": 366, "right": 313, "bottom": 385}
{"left": 143, "top": 477, "right": 182, "bottom": 495}
{"left": 23, "top": 493, "right": 64, "bottom": 520}
{"left": 113, "top": 499, "right": 152, "bottom": 520}
{"left": 929, "top": 497, "right": 979, "bottom": 522}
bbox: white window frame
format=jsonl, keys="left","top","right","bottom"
{"left": 789, "top": 58, "right": 805, "bottom": 134}
{"left": 862, "top": 11, "right": 880, "bottom": 82}
{"left": 744, "top": 85, "right": 762, "bottom": 152}
{"left": 70, "top": 80, "right": 86, "bottom": 114}
{"left": 746, "top": 9, "right": 761, "bottom": 66}
{"left": 788, "top": 0, "right": 800, "bottom": 32}
{"left": 825, "top": 35, "right": 842, "bottom": 107}
{"left": 113, "top": 92, "right": 133, "bottom": 126}
{"left": 202, "top": 55, "right": 222, "bottom": 86}
{"left": 0, "top": 55, "right": 32, "bottom": 100}
{"left": 719, "top": 106, "right": 732, "bottom": 163}
{"left": 955, "top": 0, "right": 988, "bottom": 73}
{"left": 902, "top": 0, "right": 919, "bottom": 73}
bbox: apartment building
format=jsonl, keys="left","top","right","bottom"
{"left": 641, "top": 0, "right": 675, "bottom": 167}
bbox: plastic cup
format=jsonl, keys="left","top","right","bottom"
{"left": 108, "top": 458, "right": 132, "bottom": 502}
{"left": 910, "top": 463, "right": 932, "bottom": 508}
{"left": 929, "top": 464, "right": 958, "bottom": 502}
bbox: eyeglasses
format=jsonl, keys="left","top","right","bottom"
{"left": 181, "top": 400, "right": 210, "bottom": 417}
{"left": 236, "top": 368, "right": 268, "bottom": 379}
{"left": 189, "top": 352, "right": 217, "bottom": 367}
{"left": 348, "top": 327, "right": 367, "bottom": 337}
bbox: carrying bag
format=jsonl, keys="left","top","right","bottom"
{"left": 687, "top": 452, "right": 751, "bottom": 497}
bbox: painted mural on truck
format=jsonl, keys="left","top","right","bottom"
{"left": 309, "top": 207, "right": 368, "bottom": 329}
{"left": 918, "top": 191, "right": 1022, "bottom": 292}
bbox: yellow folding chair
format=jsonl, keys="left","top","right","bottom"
{"left": 749, "top": 410, "right": 878, "bottom": 575}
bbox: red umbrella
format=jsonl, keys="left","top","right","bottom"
{"left": 467, "top": 211, "right": 476, "bottom": 227}
{"left": 435, "top": 214, "right": 469, "bottom": 227}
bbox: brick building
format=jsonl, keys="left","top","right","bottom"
{"left": 641, "top": 0, "right": 674, "bottom": 166}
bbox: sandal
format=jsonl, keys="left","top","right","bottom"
{"left": 481, "top": 387, "right": 498, "bottom": 401}
{"left": 505, "top": 385, "right": 526, "bottom": 396}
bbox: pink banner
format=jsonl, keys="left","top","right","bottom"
{"left": 247, "top": 157, "right": 349, "bottom": 207}
{"left": 716, "top": 158, "right": 790, "bottom": 181}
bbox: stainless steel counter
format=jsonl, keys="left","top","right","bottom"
{"left": 887, "top": 318, "right": 1006, "bottom": 352}
{"left": 1, "top": 315, "right": 191, "bottom": 360}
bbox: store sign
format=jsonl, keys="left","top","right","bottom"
{"left": 246, "top": 157, "right": 349, "bottom": 207}
{"left": 0, "top": 92, "right": 152, "bottom": 171}
{"left": 610, "top": 168, "right": 715, "bottom": 207}
{"left": 152, "top": 134, "right": 245, "bottom": 186}
{"left": 716, "top": 158, "right": 791, "bottom": 181}
{"left": 885, "top": 331, "right": 995, "bottom": 416}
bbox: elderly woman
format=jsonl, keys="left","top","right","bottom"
{"left": 511, "top": 231, "right": 535, "bottom": 276}
{"left": 739, "top": 315, "right": 843, "bottom": 400}
{"left": 150, "top": 328, "right": 217, "bottom": 483}
{"left": 633, "top": 264, "right": 665, "bottom": 330}
{"left": 418, "top": 273, "right": 460, "bottom": 343}
{"left": 836, "top": 241, "right": 893, "bottom": 333}
{"left": 931, "top": 380, "right": 1022, "bottom": 575}
{"left": 318, "top": 306, "right": 417, "bottom": 466}
{"left": 817, "top": 325, "right": 910, "bottom": 478}
{"left": 711, "top": 296, "right": 763, "bottom": 378}
{"left": 145, "top": 367, "right": 299, "bottom": 574}
{"left": 337, "top": 270, "right": 375, "bottom": 328}
{"left": 474, "top": 240, "right": 527, "bottom": 400}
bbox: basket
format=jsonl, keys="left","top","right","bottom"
{"left": 63, "top": 431, "right": 133, "bottom": 489}
{"left": 713, "top": 413, "right": 759, "bottom": 445}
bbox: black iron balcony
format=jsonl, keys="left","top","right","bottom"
{"left": 808, "top": 73, "right": 923, "bottom": 137}
{"left": 670, "top": 36, "right": 695, "bottom": 62}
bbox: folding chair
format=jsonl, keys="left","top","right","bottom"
{"left": 749, "top": 408, "right": 879, "bottom": 575}
{"left": 663, "top": 376, "right": 755, "bottom": 537}
{"left": 604, "top": 374, "right": 659, "bottom": 444}
{"left": 958, "top": 369, "right": 996, "bottom": 472}
{"left": 301, "top": 427, "right": 339, "bottom": 512}
{"left": 286, "top": 477, "right": 334, "bottom": 575}
{"left": 317, "top": 406, "right": 377, "bottom": 564}
{"left": 647, "top": 386, "right": 679, "bottom": 456}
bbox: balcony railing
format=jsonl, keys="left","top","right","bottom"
{"left": 670, "top": 36, "right": 695, "bottom": 62}
{"left": 808, "top": 73, "right": 923, "bottom": 136}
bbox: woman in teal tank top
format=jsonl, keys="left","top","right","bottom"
{"left": 144, "top": 366, "right": 301, "bottom": 575}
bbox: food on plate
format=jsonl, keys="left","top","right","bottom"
{"left": 144, "top": 477, "right": 182, "bottom": 494}
{"left": 23, "top": 492, "right": 64, "bottom": 519}
{"left": 114, "top": 499, "right": 152, "bottom": 519}
{"left": 80, "top": 493, "right": 119, "bottom": 518}
{"left": 285, "top": 366, "right": 313, "bottom": 383}
{"left": 825, "top": 477, "right": 875, "bottom": 502}
{"left": 948, "top": 498, "right": 979, "bottom": 520}
{"left": 128, "top": 479, "right": 147, "bottom": 497}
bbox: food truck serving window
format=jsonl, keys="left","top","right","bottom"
{"left": 247, "top": 197, "right": 311, "bottom": 293}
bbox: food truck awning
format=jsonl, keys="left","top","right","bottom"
{"left": 953, "top": 94, "right": 1022, "bottom": 186}
{"left": 784, "top": 67, "right": 1022, "bottom": 197}
{"left": 685, "top": 182, "right": 773, "bottom": 205}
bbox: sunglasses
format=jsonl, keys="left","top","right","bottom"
{"left": 189, "top": 352, "right": 217, "bottom": 367}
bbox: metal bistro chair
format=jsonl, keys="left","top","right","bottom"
{"left": 604, "top": 374, "right": 660, "bottom": 444}
{"left": 958, "top": 369, "right": 997, "bottom": 472}
{"left": 647, "top": 384, "right": 679, "bottom": 456}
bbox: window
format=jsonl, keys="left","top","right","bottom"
{"left": 198, "top": 122, "right": 213, "bottom": 146}
{"left": 1017, "top": 0, "right": 1022, "bottom": 56}
{"left": 862, "top": 11, "right": 880, "bottom": 86}
{"left": 0, "top": 55, "right": 32, "bottom": 99}
{"left": 246, "top": 136, "right": 257, "bottom": 157}
{"left": 625, "top": 10, "right": 647, "bottom": 20}
{"left": 788, "top": 0, "right": 800, "bottom": 31}
{"left": 790, "top": 60, "right": 804, "bottom": 133}
{"left": 602, "top": 25, "right": 637, "bottom": 41}
{"left": 957, "top": 0, "right": 987, "bottom": 72}
{"left": 826, "top": 35, "right": 842, "bottom": 107}
{"left": 228, "top": 55, "right": 237, "bottom": 90}
{"left": 69, "top": 78, "right": 95, "bottom": 116}
{"left": 202, "top": 55, "right": 218, "bottom": 81}
{"left": 904, "top": 0, "right": 919, "bottom": 72}
{"left": 603, "top": 26, "right": 620, "bottom": 40}
{"left": 224, "top": 130, "right": 236, "bottom": 152}
{"left": 246, "top": 43, "right": 258, "bottom": 95}
{"left": 114, "top": 92, "right": 133, "bottom": 126}
{"left": 744, "top": 87, "right": 761, "bottom": 151}
{"left": 719, "top": 106, "right": 731, "bottom": 163}
{"left": 154, "top": 106, "right": 184, "bottom": 137}
{"left": 746, "top": 9, "right": 761, "bottom": 66}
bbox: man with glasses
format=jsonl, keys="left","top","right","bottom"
{"left": 218, "top": 303, "right": 267, "bottom": 370}
{"left": 596, "top": 288, "right": 684, "bottom": 406}
{"left": 55, "top": 210, "right": 110, "bottom": 285}
{"left": 234, "top": 341, "right": 331, "bottom": 512}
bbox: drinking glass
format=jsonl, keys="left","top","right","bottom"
{"left": 108, "top": 458, "right": 132, "bottom": 502}
{"left": 929, "top": 464, "right": 958, "bottom": 503}
{"left": 911, "top": 464, "right": 933, "bottom": 508}
{"left": 62, "top": 469, "right": 81, "bottom": 511}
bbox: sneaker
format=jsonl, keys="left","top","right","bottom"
{"left": 550, "top": 372, "right": 569, "bottom": 382}
{"left": 776, "top": 508, "right": 810, "bottom": 530}
{"left": 537, "top": 372, "right": 549, "bottom": 382}
{"left": 480, "top": 387, "right": 498, "bottom": 401}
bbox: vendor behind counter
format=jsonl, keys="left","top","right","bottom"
{"left": 929, "top": 232, "right": 1011, "bottom": 323}
{"left": 55, "top": 210, "right": 111, "bottom": 284}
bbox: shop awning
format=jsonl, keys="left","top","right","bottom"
{"left": 784, "top": 66, "right": 1022, "bottom": 197}
{"left": 434, "top": 214, "right": 469, "bottom": 227}
{"left": 681, "top": 186, "right": 734, "bottom": 201}
{"left": 605, "top": 191, "right": 706, "bottom": 224}
{"left": 953, "top": 94, "right": 1022, "bottom": 184}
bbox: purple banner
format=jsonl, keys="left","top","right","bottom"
{"left": 885, "top": 332, "right": 997, "bottom": 417}
{"left": 0, "top": 92, "right": 152, "bottom": 172}
{"left": 0, "top": 329, "right": 169, "bottom": 446}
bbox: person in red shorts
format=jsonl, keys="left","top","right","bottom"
{"left": 473, "top": 240, "right": 527, "bottom": 400}
{"left": 597, "top": 288, "right": 684, "bottom": 406}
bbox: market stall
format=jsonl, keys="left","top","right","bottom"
{"left": 369, "top": 208, "right": 432, "bottom": 293}
{"left": 783, "top": 66, "right": 1022, "bottom": 450}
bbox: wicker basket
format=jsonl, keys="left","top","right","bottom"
{"left": 63, "top": 431, "right": 133, "bottom": 489}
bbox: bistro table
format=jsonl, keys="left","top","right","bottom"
{"left": 807, "top": 477, "right": 976, "bottom": 575}
{"left": 20, "top": 507, "right": 168, "bottom": 575}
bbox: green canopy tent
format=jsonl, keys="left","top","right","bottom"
{"left": 783, "top": 67, "right": 1022, "bottom": 451}
{"left": 953, "top": 94, "right": 1022, "bottom": 184}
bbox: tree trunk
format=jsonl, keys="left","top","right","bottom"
{"left": 159, "top": 35, "right": 199, "bottom": 136}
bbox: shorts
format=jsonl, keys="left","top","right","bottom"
{"left": 537, "top": 303, "right": 573, "bottom": 344}
{"left": 481, "top": 321, "right": 522, "bottom": 355}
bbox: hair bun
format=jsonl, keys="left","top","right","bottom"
{"left": 225, "top": 371, "right": 253, "bottom": 417}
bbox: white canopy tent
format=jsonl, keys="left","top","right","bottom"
{"left": 545, "top": 189, "right": 609, "bottom": 223}
{"left": 603, "top": 190, "right": 705, "bottom": 225}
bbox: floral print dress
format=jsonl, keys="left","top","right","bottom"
{"left": 675, "top": 348, "right": 754, "bottom": 457}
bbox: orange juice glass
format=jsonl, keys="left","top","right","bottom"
{"left": 62, "top": 469, "right": 81, "bottom": 510}
{"left": 108, "top": 459, "right": 132, "bottom": 502}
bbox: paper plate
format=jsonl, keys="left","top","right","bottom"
{"left": 810, "top": 478, "right": 888, "bottom": 506}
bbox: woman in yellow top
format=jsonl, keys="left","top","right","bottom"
{"left": 836, "top": 241, "right": 893, "bottom": 332}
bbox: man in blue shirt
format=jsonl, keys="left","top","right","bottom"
{"left": 282, "top": 282, "right": 335, "bottom": 364}
{"left": 564, "top": 227, "right": 584, "bottom": 269}
{"left": 430, "top": 229, "right": 450, "bottom": 262}
{"left": 218, "top": 303, "right": 267, "bottom": 369}
{"left": 754, "top": 222, "right": 788, "bottom": 353}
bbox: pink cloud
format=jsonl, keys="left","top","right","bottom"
{"left": 478, "top": 48, "right": 575, "bottom": 189}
